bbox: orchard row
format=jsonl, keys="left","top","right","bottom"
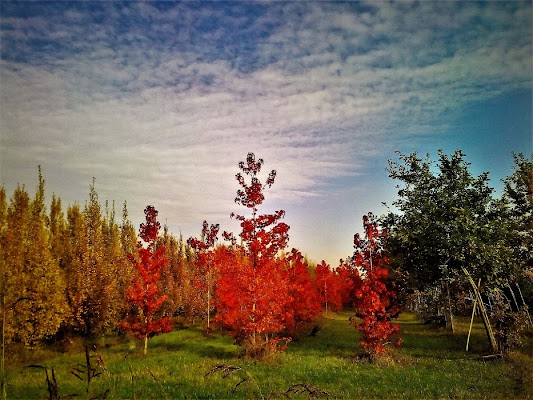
{"left": 0, "top": 154, "right": 399, "bottom": 359}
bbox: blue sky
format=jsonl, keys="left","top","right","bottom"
{"left": 1, "top": 1, "right": 531, "bottom": 265}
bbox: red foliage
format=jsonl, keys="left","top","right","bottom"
{"left": 337, "top": 259, "right": 362, "bottom": 308}
{"left": 216, "top": 247, "right": 290, "bottom": 355}
{"left": 283, "top": 249, "right": 321, "bottom": 335}
{"left": 351, "top": 213, "right": 401, "bottom": 358}
{"left": 217, "top": 153, "right": 295, "bottom": 357}
{"left": 119, "top": 206, "right": 172, "bottom": 353}
{"left": 314, "top": 260, "right": 343, "bottom": 312}
{"left": 226, "top": 153, "right": 290, "bottom": 262}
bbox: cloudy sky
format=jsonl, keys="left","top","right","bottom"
{"left": 1, "top": 1, "right": 531, "bottom": 265}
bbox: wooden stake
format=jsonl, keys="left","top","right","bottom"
{"left": 515, "top": 282, "right": 532, "bottom": 328}
{"left": 462, "top": 267, "right": 498, "bottom": 354}
{"left": 507, "top": 280, "right": 520, "bottom": 311}
{"left": 466, "top": 279, "right": 481, "bottom": 351}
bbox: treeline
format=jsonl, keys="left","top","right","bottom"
{"left": 0, "top": 169, "right": 221, "bottom": 344}
{"left": 1, "top": 150, "right": 531, "bottom": 358}
{"left": 0, "top": 167, "right": 361, "bottom": 349}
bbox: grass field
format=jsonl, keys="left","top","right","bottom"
{"left": 4, "top": 310, "right": 532, "bottom": 399}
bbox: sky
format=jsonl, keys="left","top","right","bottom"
{"left": 1, "top": 1, "right": 531, "bottom": 266}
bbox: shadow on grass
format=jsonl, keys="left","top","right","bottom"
{"left": 287, "top": 311, "right": 496, "bottom": 363}
{"left": 145, "top": 328, "right": 240, "bottom": 361}
{"left": 398, "top": 316, "right": 498, "bottom": 361}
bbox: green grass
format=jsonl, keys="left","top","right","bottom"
{"left": 4, "top": 311, "right": 532, "bottom": 399}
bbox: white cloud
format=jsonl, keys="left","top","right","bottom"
{"left": 1, "top": 1, "right": 531, "bottom": 264}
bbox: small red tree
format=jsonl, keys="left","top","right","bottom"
{"left": 283, "top": 249, "right": 321, "bottom": 335}
{"left": 337, "top": 259, "right": 362, "bottom": 308}
{"left": 314, "top": 260, "right": 342, "bottom": 313}
{"left": 187, "top": 220, "right": 219, "bottom": 332}
{"left": 216, "top": 247, "right": 289, "bottom": 357}
{"left": 217, "top": 153, "right": 291, "bottom": 358}
{"left": 351, "top": 213, "right": 401, "bottom": 359}
{"left": 119, "top": 206, "right": 172, "bottom": 354}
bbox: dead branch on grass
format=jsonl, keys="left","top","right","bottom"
{"left": 284, "top": 383, "right": 329, "bottom": 399}
{"left": 204, "top": 363, "right": 242, "bottom": 378}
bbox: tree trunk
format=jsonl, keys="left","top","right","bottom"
{"left": 516, "top": 282, "right": 532, "bottom": 328}
{"left": 446, "top": 281, "right": 455, "bottom": 333}
{"left": 144, "top": 335, "right": 148, "bottom": 355}
{"left": 507, "top": 280, "right": 520, "bottom": 311}
{"left": 207, "top": 272, "right": 211, "bottom": 330}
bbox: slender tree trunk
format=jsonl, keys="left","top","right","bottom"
{"left": 144, "top": 335, "right": 148, "bottom": 355}
{"left": 207, "top": 288, "right": 210, "bottom": 330}
{"left": 206, "top": 271, "right": 211, "bottom": 330}
{"left": 446, "top": 281, "right": 454, "bottom": 333}
{"left": 507, "top": 280, "right": 519, "bottom": 311}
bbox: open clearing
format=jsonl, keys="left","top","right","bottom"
{"left": 5, "top": 310, "right": 532, "bottom": 399}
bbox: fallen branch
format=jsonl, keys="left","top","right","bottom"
{"left": 476, "top": 354, "right": 503, "bottom": 360}
{"left": 284, "top": 383, "right": 329, "bottom": 399}
{"left": 204, "top": 364, "right": 241, "bottom": 378}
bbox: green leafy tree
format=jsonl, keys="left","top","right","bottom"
{"left": 383, "top": 150, "right": 511, "bottom": 331}
{"left": 503, "top": 152, "right": 533, "bottom": 306}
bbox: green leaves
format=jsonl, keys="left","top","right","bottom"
{"left": 384, "top": 150, "right": 510, "bottom": 290}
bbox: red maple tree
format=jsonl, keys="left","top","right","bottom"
{"left": 283, "top": 249, "right": 321, "bottom": 335}
{"left": 314, "top": 260, "right": 343, "bottom": 313}
{"left": 187, "top": 220, "right": 219, "bottom": 332}
{"left": 217, "top": 153, "right": 291, "bottom": 358}
{"left": 337, "top": 258, "right": 362, "bottom": 308}
{"left": 351, "top": 213, "right": 401, "bottom": 359}
{"left": 119, "top": 205, "right": 172, "bottom": 354}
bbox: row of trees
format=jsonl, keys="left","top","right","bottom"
{"left": 118, "top": 153, "right": 400, "bottom": 358}
{"left": 0, "top": 170, "right": 219, "bottom": 345}
{"left": 0, "top": 155, "right": 401, "bottom": 360}
{"left": 2, "top": 149, "right": 529, "bottom": 358}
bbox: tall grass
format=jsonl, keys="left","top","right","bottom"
{"left": 5, "top": 311, "right": 532, "bottom": 399}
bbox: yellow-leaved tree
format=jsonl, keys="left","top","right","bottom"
{"left": 1, "top": 167, "right": 68, "bottom": 345}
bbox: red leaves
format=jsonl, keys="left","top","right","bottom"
{"left": 314, "top": 261, "right": 343, "bottom": 312}
{"left": 234, "top": 153, "right": 274, "bottom": 210}
{"left": 139, "top": 205, "right": 161, "bottom": 244}
{"left": 216, "top": 250, "right": 288, "bottom": 342}
{"left": 283, "top": 249, "right": 321, "bottom": 334}
{"left": 188, "top": 220, "right": 219, "bottom": 251}
{"left": 351, "top": 213, "right": 401, "bottom": 358}
{"left": 216, "top": 153, "right": 319, "bottom": 358}
{"left": 119, "top": 206, "right": 172, "bottom": 351}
